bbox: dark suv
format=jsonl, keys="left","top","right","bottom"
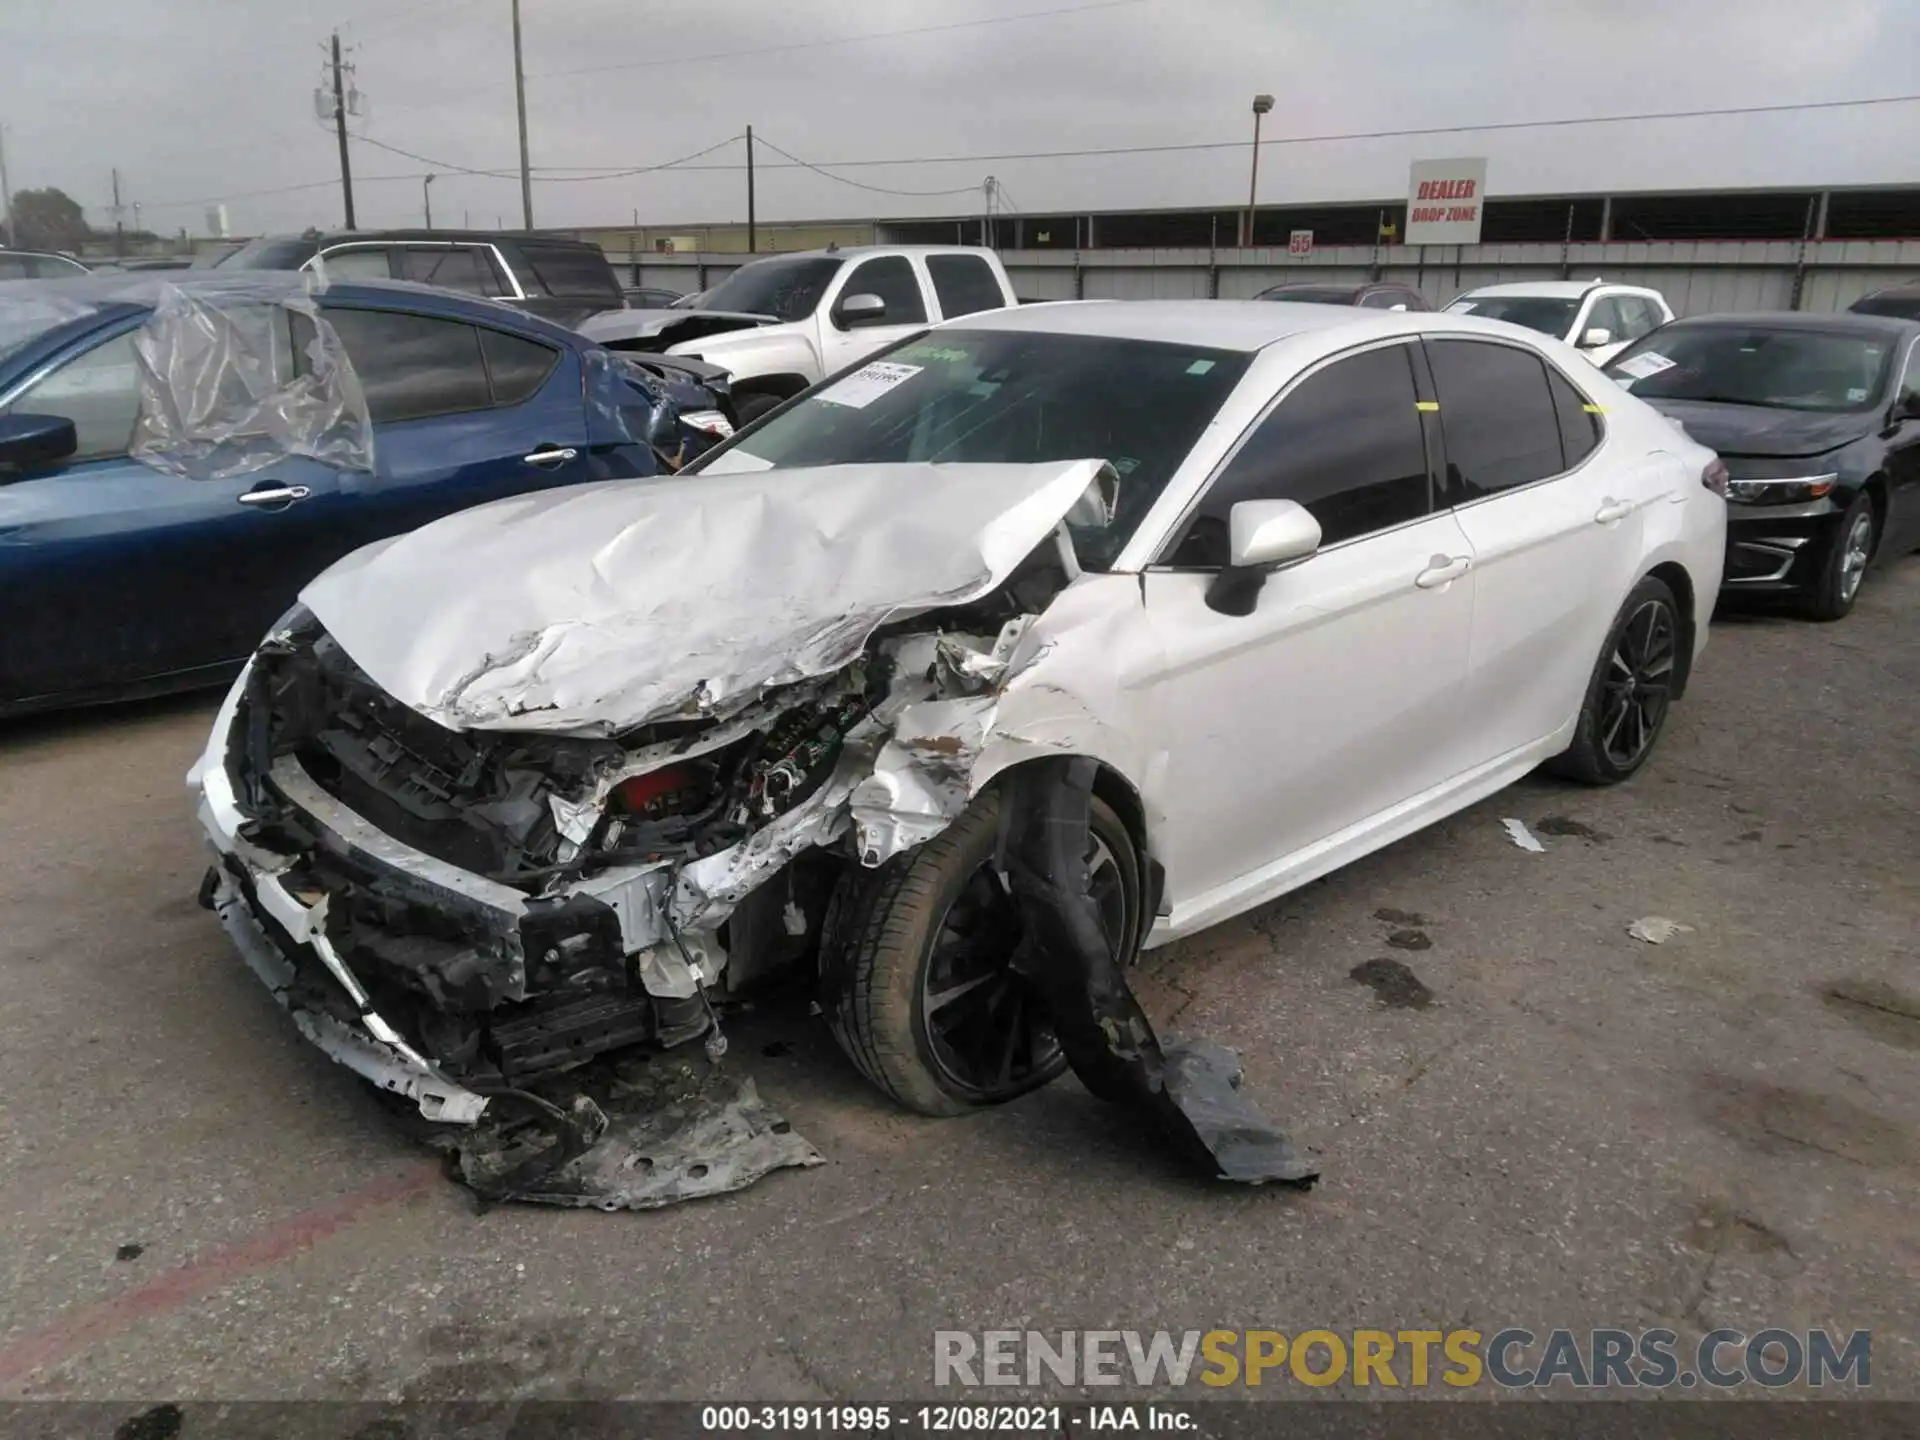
{"left": 1850, "top": 284, "right": 1920, "bottom": 321}
{"left": 217, "top": 230, "right": 625, "bottom": 326}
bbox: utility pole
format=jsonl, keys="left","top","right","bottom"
{"left": 423, "top": 173, "right": 435, "bottom": 228}
{"left": 330, "top": 31, "right": 357, "bottom": 229}
{"left": 111, "top": 167, "right": 125, "bottom": 257}
{"left": 0, "top": 124, "right": 13, "bottom": 248}
{"left": 745, "top": 124, "right": 756, "bottom": 254}
{"left": 512, "top": 0, "right": 534, "bottom": 229}
{"left": 1245, "top": 94, "right": 1273, "bottom": 247}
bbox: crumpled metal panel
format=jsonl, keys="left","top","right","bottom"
{"left": 128, "top": 273, "right": 375, "bottom": 482}
{"left": 298, "top": 458, "right": 1113, "bottom": 737}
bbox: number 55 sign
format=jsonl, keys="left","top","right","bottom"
{"left": 1288, "top": 229, "right": 1313, "bottom": 257}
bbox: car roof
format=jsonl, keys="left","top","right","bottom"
{"left": 944, "top": 299, "right": 1526, "bottom": 352}
{"left": 269, "top": 229, "right": 603, "bottom": 249}
{"left": 1654, "top": 309, "right": 1920, "bottom": 339}
{"left": 1457, "top": 280, "right": 1647, "bottom": 299}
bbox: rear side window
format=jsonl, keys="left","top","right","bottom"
{"left": 1426, "top": 339, "right": 1566, "bottom": 499}
{"left": 1549, "top": 367, "right": 1603, "bottom": 467}
{"left": 1166, "top": 343, "right": 1431, "bottom": 564}
{"left": 317, "top": 248, "right": 397, "bottom": 281}
{"left": 478, "top": 328, "right": 560, "bottom": 405}
{"left": 515, "top": 244, "right": 620, "bottom": 300}
{"left": 0, "top": 256, "right": 31, "bottom": 280}
{"left": 398, "top": 246, "right": 505, "bottom": 296}
{"left": 836, "top": 257, "right": 927, "bottom": 325}
{"left": 927, "top": 255, "right": 1006, "bottom": 319}
{"left": 323, "top": 308, "right": 492, "bottom": 423}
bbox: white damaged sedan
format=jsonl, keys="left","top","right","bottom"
{"left": 191, "top": 300, "right": 1726, "bottom": 1136}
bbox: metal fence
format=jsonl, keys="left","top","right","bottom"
{"left": 620, "top": 237, "right": 1920, "bottom": 317}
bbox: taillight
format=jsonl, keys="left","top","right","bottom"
{"left": 612, "top": 765, "right": 695, "bottom": 815}
{"left": 1701, "top": 458, "right": 1730, "bottom": 497}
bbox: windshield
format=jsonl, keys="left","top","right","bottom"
{"left": 694, "top": 256, "right": 842, "bottom": 321}
{"left": 0, "top": 293, "right": 104, "bottom": 366}
{"left": 1605, "top": 325, "right": 1893, "bottom": 412}
{"left": 698, "top": 328, "right": 1252, "bottom": 569}
{"left": 1446, "top": 294, "right": 1580, "bottom": 336}
{"left": 1258, "top": 286, "right": 1359, "bottom": 305}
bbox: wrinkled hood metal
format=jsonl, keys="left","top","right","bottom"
{"left": 577, "top": 308, "right": 776, "bottom": 345}
{"left": 299, "top": 459, "right": 1112, "bottom": 736}
{"left": 1638, "top": 398, "right": 1873, "bottom": 459}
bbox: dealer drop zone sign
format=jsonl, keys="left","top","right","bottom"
{"left": 1405, "top": 158, "right": 1487, "bottom": 246}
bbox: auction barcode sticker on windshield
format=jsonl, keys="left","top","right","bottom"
{"left": 1613, "top": 352, "right": 1676, "bottom": 380}
{"left": 821, "top": 361, "right": 923, "bottom": 409}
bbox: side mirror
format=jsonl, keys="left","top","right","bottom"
{"left": 1889, "top": 390, "right": 1920, "bottom": 425}
{"left": 1580, "top": 327, "right": 1613, "bottom": 349}
{"left": 0, "top": 413, "right": 79, "bottom": 472}
{"left": 835, "top": 292, "right": 887, "bottom": 329}
{"left": 1204, "top": 499, "right": 1322, "bottom": 616}
{"left": 1390, "top": 303, "right": 1408, "bottom": 312}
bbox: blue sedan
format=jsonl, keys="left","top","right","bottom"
{"left": 0, "top": 276, "right": 732, "bottom": 716}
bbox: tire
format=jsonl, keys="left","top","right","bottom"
{"left": 732, "top": 390, "right": 783, "bottom": 426}
{"left": 1800, "top": 492, "right": 1875, "bottom": 622}
{"left": 1548, "top": 575, "right": 1683, "bottom": 786}
{"left": 823, "top": 786, "right": 1141, "bottom": 1117}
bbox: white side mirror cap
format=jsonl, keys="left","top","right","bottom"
{"left": 1229, "top": 498, "right": 1321, "bottom": 568}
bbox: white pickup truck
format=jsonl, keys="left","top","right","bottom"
{"left": 579, "top": 245, "right": 1020, "bottom": 423}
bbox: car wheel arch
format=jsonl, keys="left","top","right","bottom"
{"left": 965, "top": 751, "right": 1163, "bottom": 921}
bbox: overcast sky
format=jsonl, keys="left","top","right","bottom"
{"left": 2, "top": 0, "right": 1915, "bottom": 238}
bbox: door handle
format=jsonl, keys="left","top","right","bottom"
{"left": 1415, "top": 554, "right": 1472, "bottom": 589}
{"left": 237, "top": 485, "right": 311, "bottom": 508}
{"left": 1594, "top": 499, "right": 1635, "bottom": 524}
{"left": 523, "top": 446, "right": 579, "bottom": 468}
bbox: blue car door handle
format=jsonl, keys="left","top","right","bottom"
{"left": 237, "top": 484, "right": 312, "bottom": 509}
{"left": 523, "top": 446, "right": 579, "bottom": 468}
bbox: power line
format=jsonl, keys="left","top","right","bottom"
{"left": 531, "top": 0, "right": 1151, "bottom": 80}
{"left": 749, "top": 135, "right": 983, "bottom": 198}
{"left": 350, "top": 131, "right": 744, "bottom": 181}
{"left": 136, "top": 174, "right": 431, "bottom": 213}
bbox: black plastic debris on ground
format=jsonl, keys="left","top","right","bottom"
{"left": 420, "top": 1051, "right": 822, "bottom": 1211}
{"left": 997, "top": 756, "right": 1318, "bottom": 1189}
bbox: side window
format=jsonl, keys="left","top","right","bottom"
{"left": 1626, "top": 296, "right": 1666, "bottom": 339}
{"left": 1426, "top": 338, "right": 1566, "bottom": 498}
{"left": 0, "top": 255, "right": 34, "bottom": 280}
{"left": 478, "top": 328, "right": 561, "bottom": 405}
{"left": 1584, "top": 296, "right": 1628, "bottom": 343}
{"left": 317, "top": 247, "right": 398, "bottom": 281}
{"left": 322, "top": 308, "right": 491, "bottom": 424}
{"left": 836, "top": 257, "right": 927, "bottom": 327}
{"left": 1358, "top": 289, "right": 1399, "bottom": 309}
{"left": 1547, "top": 366, "right": 1602, "bottom": 468}
{"left": 926, "top": 255, "right": 1006, "bottom": 319}
{"left": 1164, "top": 344, "right": 1430, "bottom": 567}
{"left": 3, "top": 330, "right": 141, "bottom": 462}
{"left": 398, "top": 247, "right": 505, "bottom": 297}
{"left": 515, "top": 244, "right": 621, "bottom": 301}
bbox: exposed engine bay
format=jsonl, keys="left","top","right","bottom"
{"left": 191, "top": 458, "right": 1317, "bottom": 1207}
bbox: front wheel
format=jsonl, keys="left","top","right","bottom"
{"left": 1801, "top": 493, "right": 1875, "bottom": 622}
{"left": 1549, "top": 575, "right": 1682, "bottom": 786}
{"left": 822, "top": 787, "right": 1141, "bottom": 1116}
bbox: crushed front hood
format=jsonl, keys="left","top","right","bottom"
{"left": 300, "top": 459, "right": 1110, "bottom": 736}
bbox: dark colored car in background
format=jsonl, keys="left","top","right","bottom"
{"left": 623, "top": 285, "right": 685, "bottom": 308}
{"left": 1850, "top": 283, "right": 1920, "bottom": 321}
{"left": 0, "top": 276, "right": 732, "bottom": 715}
{"left": 217, "top": 230, "right": 627, "bottom": 327}
{"left": 1253, "top": 280, "right": 1432, "bottom": 310}
{"left": 1604, "top": 311, "right": 1920, "bottom": 620}
{"left": 0, "top": 249, "right": 90, "bottom": 280}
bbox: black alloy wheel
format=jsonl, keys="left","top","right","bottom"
{"left": 1598, "top": 596, "right": 1677, "bottom": 771}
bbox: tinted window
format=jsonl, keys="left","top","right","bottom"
{"left": 3, "top": 329, "right": 141, "bottom": 461}
{"left": 399, "top": 246, "right": 504, "bottom": 296}
{"left": 1258, "top": 285, "right": 1361, "bottom": 305}
{"left": 1426, "top": 338, "right": 1565, "bottom": 498}
{"left": 1850, "top": 289, "right": 1920, "bottom": 320}
{"left": 714, "top": 329, "right": 1251, "bottom": 570}
{"left": 1585, "top": 296, "right": 1629, "bottom": 343}
{"left": 318, "top": 248, "right": 396, "bottom": 281}
{"left": 323, "top": 308, "right": 491, "bottom": 423}
{"left": 516, "top": 243, "right": 620, "bottom": 300}
{"left": 1165, "top": 344, "right": 1430, "bottom": 566}
{"left": 1549, "top": 366, "right": 1602, "bottom": 467}
{"left": 695, "top": 256, "right": 841, "bottom": 321}
{"left": 218, "top": 237, "right": 322, "bottom": 270}
{"left": 479, "top": 327, "right": 560, "bottom": 405}
{"left": 1447, "top": 294, "right": 1579, "bottom": 338}
{"left": 837, "top": 257, "right": 926, "bottom": 325}
{"left": 927, "top": 254, "right": 1006, "bottom": 319}
{"left": 1604, "top": 324, "right": 1894, "bottom": 413}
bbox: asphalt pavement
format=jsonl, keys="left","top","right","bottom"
{"left": 1, "top": 559, "right": 1916, "bottom": 1405}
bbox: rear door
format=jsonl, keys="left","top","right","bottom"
{"left": 0, "top": 318, "right": 352, "bottom": 699}
{"left": 318, "top": 303, "right": 601, "bottom": 547}
{"left": 818, "top": 256, "right": 930, "bottom": 374}
{"left": 1138, "top": 340, "right": 1479, "bottom": 909}
{"left": 1427, "top": 336, "right": 1660, "bottom": 762}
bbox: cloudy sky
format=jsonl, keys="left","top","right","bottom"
{"left": 2, "top": 0, "right": 1915, "bottom": 238}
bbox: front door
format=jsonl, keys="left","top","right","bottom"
{"left": 817, "top": 255, "right": 931, "bottom": 376}
{"left": 1136, "top": 341, "right": 1479, "bottom": 919}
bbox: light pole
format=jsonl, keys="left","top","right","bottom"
{"left": 1246, "top": 93, "right": 1273, "bottom": 248}
{"left": 512, "top": 0, "right": 534, "bottom": 229}
{"left": 422, "top": 172, "right": 435, "bottom": 229}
